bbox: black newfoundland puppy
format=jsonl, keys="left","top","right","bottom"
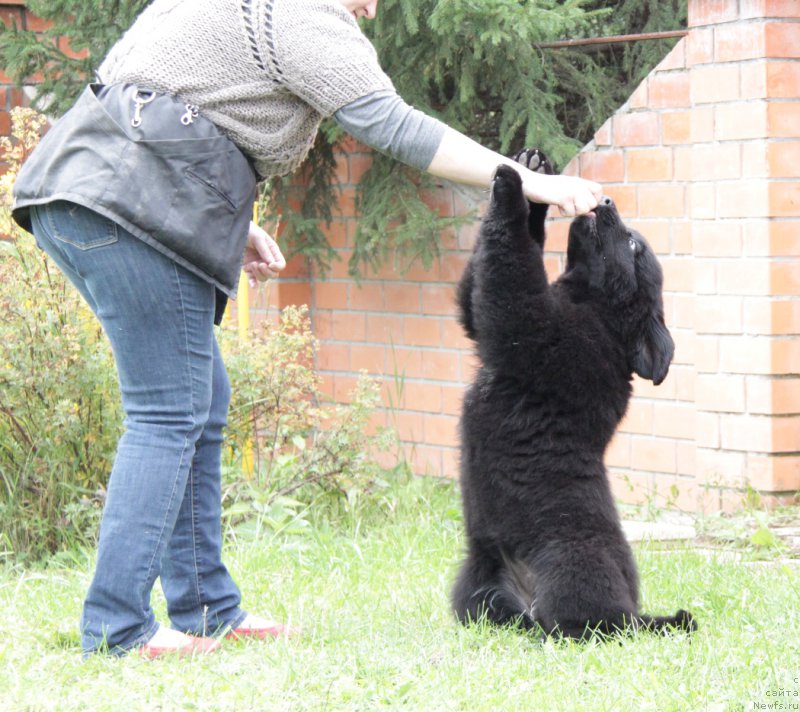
{"left": 452, "top": 149, "right": 695, "bottom": 641}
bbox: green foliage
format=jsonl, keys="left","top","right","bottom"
{"left": 382, "top": 0, "right": 599, "bottom": 158}
{"left": 587, "top": 0, "right": 688, "bottom": 86}
{"left": 273, "top": 0, "right": 685, "bottom": 275}
{"left": 0, "top": 235, "right": 121, "bottom": 562}
{"left": 219, "top": 305, "right": 400, "bottom": 539}
{"left": 348, "top": 157, "right": 471, "bottom": 277}
{"left": 0, "top": 108, "right": 121, "bottom": 562}
{"left": 366, "top": 0, "right": 686, "bottom": 160}
{"left": 0, "top": 0, "right": 149, "bottom": 115}
{"left": 558, "top": 0, "right": 688, "bottom": 138}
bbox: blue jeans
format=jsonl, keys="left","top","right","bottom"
{"left": 30, "top": 201, "right": 247, "bottom": 655}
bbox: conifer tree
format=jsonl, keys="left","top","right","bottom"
{"left": 0, "top": 0, "right": 149, "bottom": 115}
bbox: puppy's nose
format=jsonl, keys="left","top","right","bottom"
{"left": 600, "top": 195, "right": 614, "bottom": 208}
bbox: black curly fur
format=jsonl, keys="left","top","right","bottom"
{"left": 452, "top": 152, "right": 694, "bottom": 641}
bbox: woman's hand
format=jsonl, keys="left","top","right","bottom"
{"left": 242, "top": 221, "right": 286, "bottom": 287}
{"left": 426, "top": 126, "right": 602, "bottom": 217}
{"left": 520, "top": 171, "right": 602, "bottom": 218}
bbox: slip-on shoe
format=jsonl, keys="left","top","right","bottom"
{"left": 138, "top": 634, "right": 221, "bottom": 659}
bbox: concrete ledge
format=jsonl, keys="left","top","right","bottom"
{"left": 622, "top": 520, "right": 697, "bottom": 543}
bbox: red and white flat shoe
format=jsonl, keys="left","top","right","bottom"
{"left": 224, "top": 614, "right": 299, "bottom": 641}
{"left": 138, "top": 627, "right": 221, "bottom": 659}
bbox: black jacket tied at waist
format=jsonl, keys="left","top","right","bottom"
{"left": 12, "top": 84, "right": 257, "bottom": 322}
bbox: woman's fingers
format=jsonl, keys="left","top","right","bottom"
{"left": 243, "top": 222, "right": 286, "bottom": 287}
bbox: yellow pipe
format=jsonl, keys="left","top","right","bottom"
{"left": 237, "top": 203, "right": 257, "bottom": 478}
{"left": 236, "top": 205, "right": 256, "bottom": 341}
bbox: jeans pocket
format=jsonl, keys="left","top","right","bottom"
{"left": 43, "top": 201, "right": 119, "bottom": 251}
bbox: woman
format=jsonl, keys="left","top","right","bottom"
{"left": 12, "top": 0, "right": 601, "bottom": 657}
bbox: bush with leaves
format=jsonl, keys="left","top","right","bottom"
{"left": 0, "top": 107, "right": 121, "bottom": 562}
{"left": 219, "top": 306, "right": 399, "bottom": 540}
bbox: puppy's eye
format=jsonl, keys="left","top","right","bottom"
{"left": 628, "top": 237, "right": 637, "bottom": 252}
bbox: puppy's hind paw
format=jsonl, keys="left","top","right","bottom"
{"left": 674, "top": 609, "right": 697, "bottom": 633}
{"left": 513, "top": 147, "right": 554, "bottom": 176}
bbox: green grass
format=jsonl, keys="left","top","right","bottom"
{"left": 1, "top": 475, "right": 799, "bottom": 711}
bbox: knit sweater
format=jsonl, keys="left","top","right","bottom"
{"left": 98, "top": 0, "right": 395, "bottom": 178}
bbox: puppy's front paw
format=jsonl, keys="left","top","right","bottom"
{"left": 513, "top": 147, "right": 554, "bottom": 176}
{"left": 490, "top": 164, "right": 525, "bottom": 203}
{"left": 512, "top": 148, "right": 552, "bottom": 245}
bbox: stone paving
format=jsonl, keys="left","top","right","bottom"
{"left": 621, "top": 514, "right": 800, "bottom": 568}
{"left": 622, "top": 520, "right": 697, "bottom": 543}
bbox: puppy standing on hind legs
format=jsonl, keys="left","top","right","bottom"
{"left": 452, "top": 148, "right": 696, "bottom": 641}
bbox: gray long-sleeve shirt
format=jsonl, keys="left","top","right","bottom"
{"left": 335, "top": 90, "right": 446, "bottom": 171}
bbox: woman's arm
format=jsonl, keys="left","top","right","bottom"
{"left": 336, "top": 93, "right": 602, "bottom": 217}
{"left": 426, "top": 126, "right": 602, "bottom": 217}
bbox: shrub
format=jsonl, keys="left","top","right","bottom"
{"left": 0, "top": 108, "right": 120, "bottom": 561}
{"left": 219, "top": 306, "right": 399, "bottom": 540}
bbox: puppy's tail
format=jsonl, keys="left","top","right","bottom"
{"left": 637, "top": 609, "right": 696, "bottom": 635}
{"left": 554, "top": 609, "right": 696, "bottom": 641}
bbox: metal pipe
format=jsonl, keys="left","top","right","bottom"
{"left": 536, "top": 30, "right": 688, "bottom": 50}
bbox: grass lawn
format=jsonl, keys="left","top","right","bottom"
{"left": 1, "top": 474, "right": 798, "bottom": 711}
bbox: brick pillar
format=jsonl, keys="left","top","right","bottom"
{"left": 688, "top": 0, "right": 800, "bottom": 507}
{"left": 561, "top": 0, "right": 800, "bottom": 511}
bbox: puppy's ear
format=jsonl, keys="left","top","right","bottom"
{"left": 632, "top": 316, "right": 674, "bottom": 385}
{"left": 457, "top": 259, "right": 477, "bottom": 340}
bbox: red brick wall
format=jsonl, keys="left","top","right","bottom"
{"left": 258, "top": 0, "right": 800, "bottom": 513}
{"left": 583, "top": 0, "right": 800, "bottom": 512}
{"left": 243, "top": 141, "right": 483, "bottom": 480}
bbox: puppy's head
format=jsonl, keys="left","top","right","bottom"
{"left": 565, "top": 198, "right": 674, "bottom": 385}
